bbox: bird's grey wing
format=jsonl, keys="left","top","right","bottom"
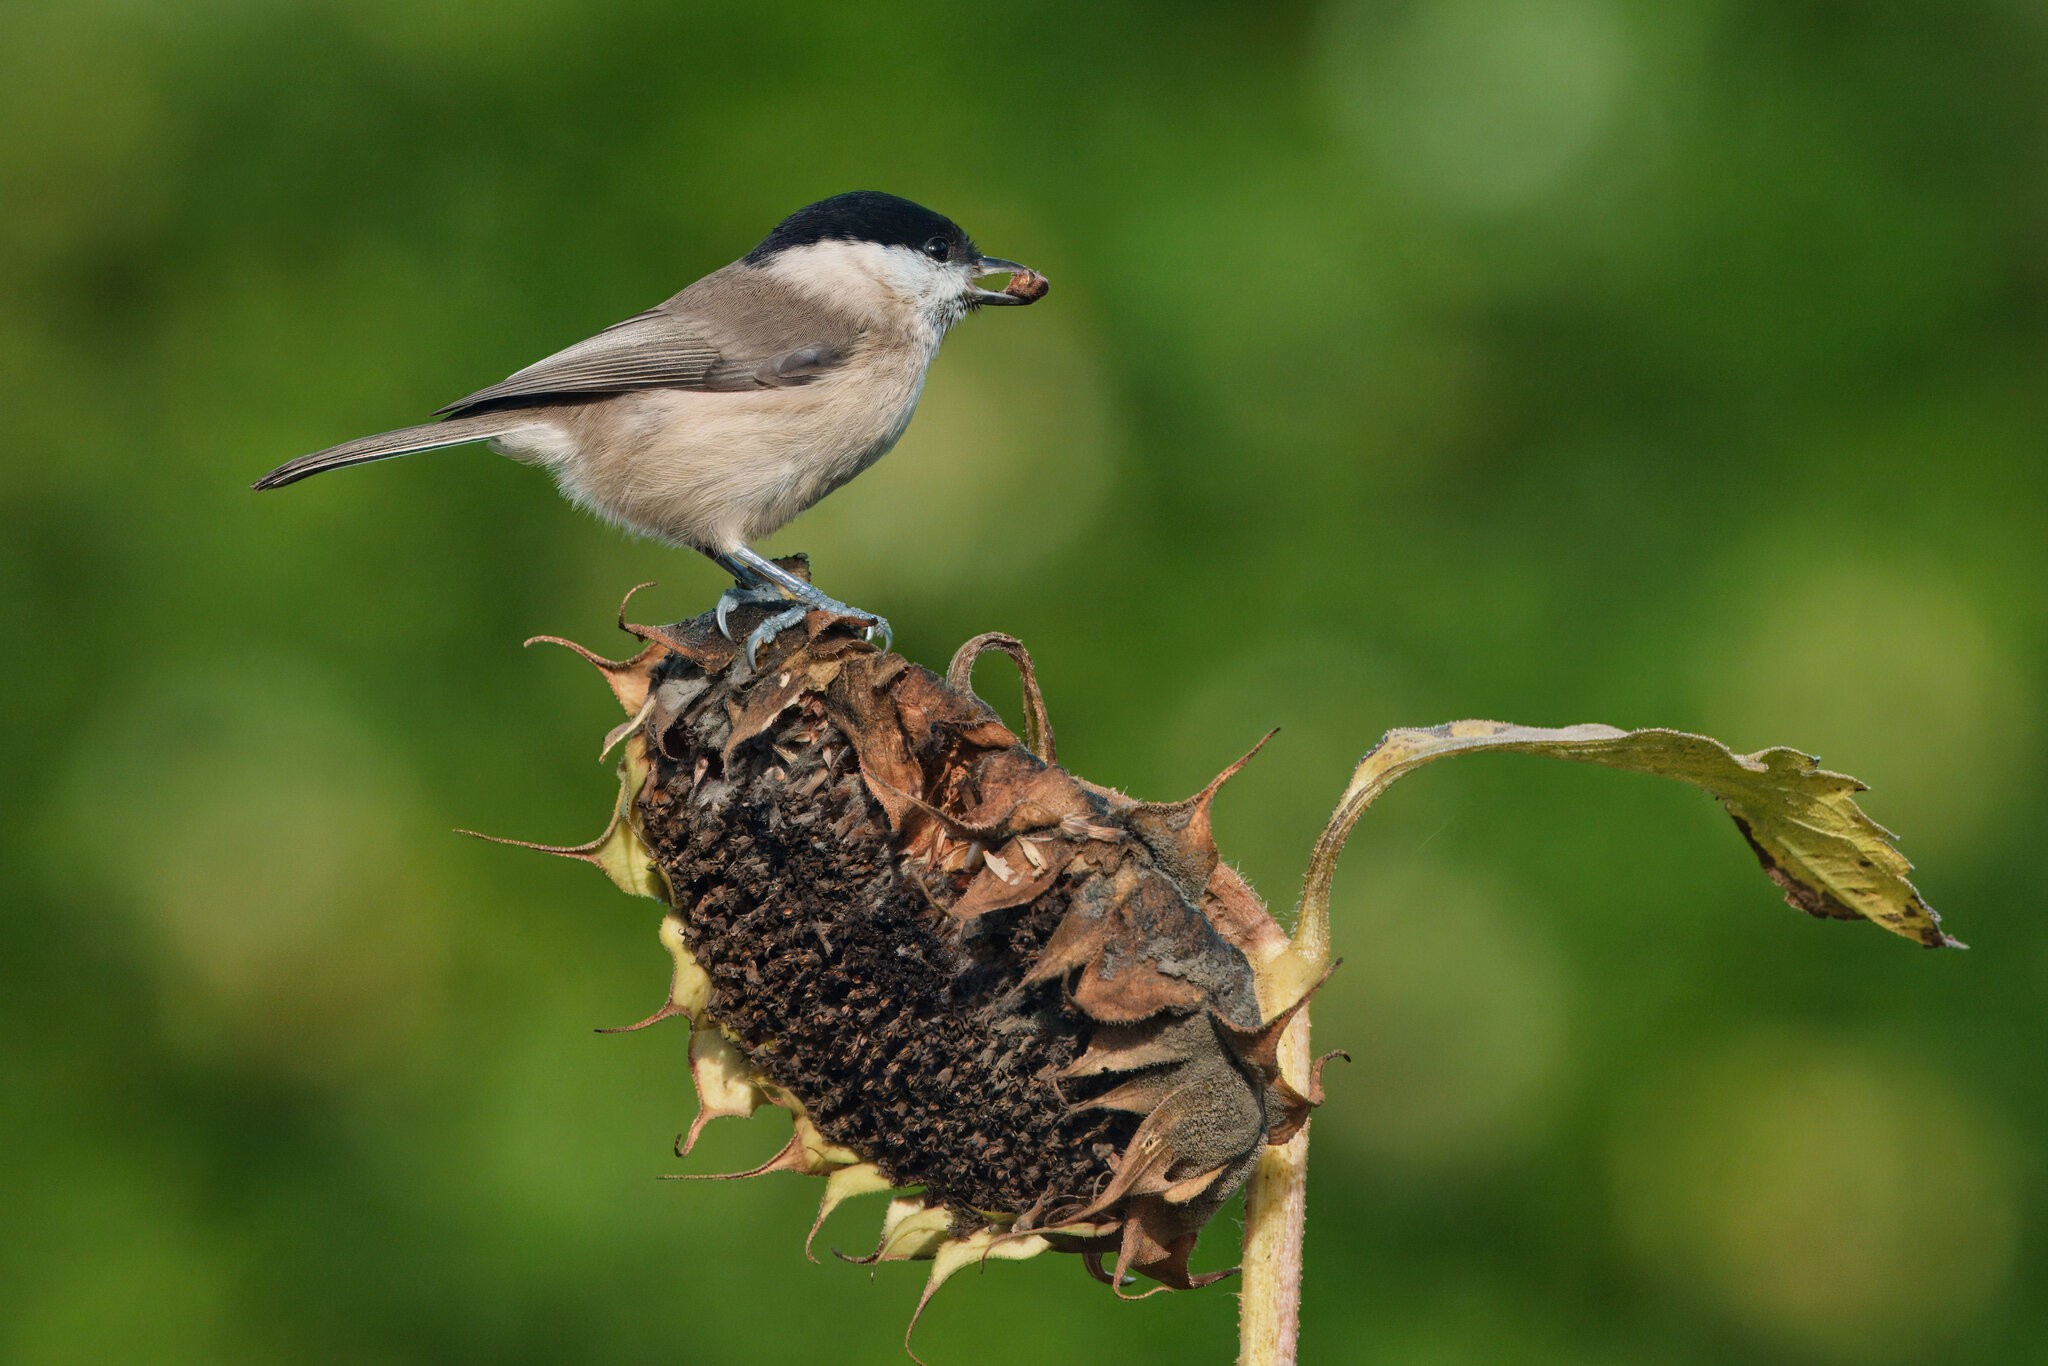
{"left": 435, "top": 299, "right": 853, "bottom": 417}
{"left": 698, "top": 342, "right": 851, "bottom": 390}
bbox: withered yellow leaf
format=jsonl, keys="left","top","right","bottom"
{"left": 1267, "top": 720, "right": 1954, "bottom": 1014}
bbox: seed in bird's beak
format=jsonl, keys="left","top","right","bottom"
{"left": 971, "top": 257, "right": 1049, "bottom": 306}
{"left": 1003, "top": 269, "right": 1050, "bottom": 302}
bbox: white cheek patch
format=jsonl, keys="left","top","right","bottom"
{"left": 763, "top": 240, "right": 896, "bottom": 299}
{"left": 764, "top": 241, "right": 968, "bottom": 336}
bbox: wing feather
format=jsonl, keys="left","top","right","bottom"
{"left": 435, "top": 311, "right": 726, "bottom": 416}
{"left": 435, "top": 265, "right": 867, "bottom": 418}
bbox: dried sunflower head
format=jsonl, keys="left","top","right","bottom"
{"left": 487, "top": 568, "right": 1950, "bottom": 1364}
{"left": 508, "top": 587, "right": 1329, "bottom": 1348}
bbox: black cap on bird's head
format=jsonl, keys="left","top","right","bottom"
{"left": 747, "top": 191, "right": 1047, "bottom": 306}
{"left": 749, "top": 192, "right": 970, "bottom": 263}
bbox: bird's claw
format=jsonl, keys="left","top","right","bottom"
{"left": 714, "top": 583, "right": 890, "bottom": 665}
{"left": 743, "top": 606, "right": 809, "bottom": 668}
{"left": 714, "top": 584, "right": 784, "bottom": 643}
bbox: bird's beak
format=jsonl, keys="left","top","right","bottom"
{"left": 970, "top": 256, "right": 1049, "bottom": 306}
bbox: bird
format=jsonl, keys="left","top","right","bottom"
{"left": 254, "top": 190, "right": 1048, "bottom": 660}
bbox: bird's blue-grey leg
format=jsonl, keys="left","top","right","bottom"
{"left": 729, "top": 546, "right": 894, "bottom": 658}
{"left": 700, "top": 548, "right": 788, "bottom": 644}
{"left": 699, "top": 545, "right": 892, "bottom": 664}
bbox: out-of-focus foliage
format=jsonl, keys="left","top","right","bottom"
{"left": 2, "top": 1, "right": 2042, "bottom": 1362}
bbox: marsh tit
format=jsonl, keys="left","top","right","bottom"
{"left": 255, "top": 191, "right": 1049, "bottom": 658}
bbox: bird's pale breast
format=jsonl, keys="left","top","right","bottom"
{"left": 491, "top": 334, "right": 934, "bottom": 552}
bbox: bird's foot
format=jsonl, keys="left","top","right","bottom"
{"left": 714, "top": 583, "right": 892, "bottom": 666}
{"left": 713, "top": 584, "right": 786, "bottom": 643}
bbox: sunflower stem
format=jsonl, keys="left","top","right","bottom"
{"left": 1237, "top": 1000, "right": 1312, "bottom": 1366}
{"left": 1239, "top": 742, "right": 1386, "bottom": 1364}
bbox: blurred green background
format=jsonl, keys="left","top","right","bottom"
{"left": 4, "top": 1, "right": 2045, "bottom": 1362}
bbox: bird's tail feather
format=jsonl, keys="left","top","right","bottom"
{"left": 252, "top": 413, "right": 525, "bottom": 491}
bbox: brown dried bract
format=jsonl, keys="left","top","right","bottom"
{"left": 546, "top": 595, "right": 1324, "bottom": 1307}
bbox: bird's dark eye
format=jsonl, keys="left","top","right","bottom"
{"left": 922, "top": 236, "right": 951, "bottom": 261}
